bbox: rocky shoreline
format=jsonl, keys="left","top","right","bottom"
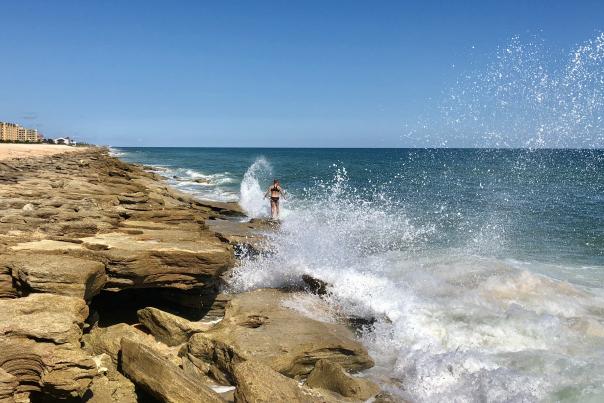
{"left": 0, "top": 148, "right": 394, "bottom": 402}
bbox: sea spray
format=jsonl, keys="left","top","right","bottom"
{"left": 239, "top": 157, "right": 273, "bottom": 218}
{"left": 225, "top": 32, "right": 604, "bottom": 398}
{"left": 229, "top": 165, "right": 604, "bottom": 401}
{"left": 407, "top": 32, "right": 604, "bottom": 148}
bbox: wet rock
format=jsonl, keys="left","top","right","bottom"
{"left": 206, "top": 219, "right": 271, "bottom": 256}
{"left": 121, "top": 338, "right": 224, "bottom": 403}
{"left": 5, "top": 253, "right": 106, "bottom": 300}
{"left": 184, "top": 289, "right": 374, "bottom": 381}
{"left": 305, "top": 359, "right": 380, "bottom": 400}
{"left": 137, "top": 306, "right": 213, "bottom": 346}
{"left": 232, "top": 360, "right": 340, "bottom": 403}
{"left": 302, "top": 274, "right": 329, "bottom": 296}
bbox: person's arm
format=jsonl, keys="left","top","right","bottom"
{"left": 280, "top": 187, "right": 287, "bottom": 200}
{"left": 264, "top": 187, "right": 270, "bottom": 199}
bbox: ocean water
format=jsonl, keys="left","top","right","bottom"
{"left": 115, "top": 147, "right": 604, "bottom": 402}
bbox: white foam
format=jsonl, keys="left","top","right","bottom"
{"left": 239, "top": 157, "right": 273, "bottom": 218}
{"left": 228, "top": 166, "right": 604, "bottom": 402}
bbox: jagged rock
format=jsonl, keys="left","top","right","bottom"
{"left": 206, "top": 219, "right": 271, "bottom": 256}
{"left": 306, "top": 359, "right": 380, "bottom": 400}
{"left": 184, "top": 289, "right": 374, "bottom": 381}
{"left": 10, "top": 228, "right": 234, "bottom": 291}
{"left": 5, "top": 253, "right": 106, "bottom": 300}
{"left": 0, "top": 294, "right": 94, "bottom": 400}
{"left": 121, "top": 338, "right": 224, "bottom": 403}
{"left": 84, "top": 229, "right": 233, "bottom": 290}
{"left": 0, "top": 293, "right": 88, "bottom": 345}
{"left": 137, "top": 307, "right": 213, "bottom": 346}
{"left": 0, "top": 368, "right": 18, "bottom": 401}
{"left": 86, "top": 353, "right": 137, "bottom": 403}
{"left": 302, "top": 274, "right": 329, "bottom": 296}
{"left": 21, "top": 203, "right": 35, "bottom": 212}
{"left": 0, "top": 338, "right": 97, "bottom": 400}
{"left": 0, "top": 266, "right": 17, "bottom": 299}
{"left": 232, "top": 360, "right": 340, "bottom": 403}
{"left": 82, "top": 323, "right": 156, "bottom": 366}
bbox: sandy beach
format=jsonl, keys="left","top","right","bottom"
{"left": 0, "top": 143, "right": 87, "bottom": 161}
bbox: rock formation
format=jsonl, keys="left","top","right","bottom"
{"left": 183, "top": 289, "right": 374, "bottom": 382}
{"left": 121, "top": 338, "right": 224, "bottom": 403}
{"left": 0, "top": 148, "right": 380, "bottom": 401}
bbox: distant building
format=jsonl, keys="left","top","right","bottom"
{"left": 0, "top": 121, "right": 42, "bottom": 142}
{"left": 53, "top": 137, "right": 76, "bottom": 146}
{"left": 0, "top": 122, "right": 20, "bottom": 141}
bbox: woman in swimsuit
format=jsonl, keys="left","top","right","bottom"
{"left": 264, "top": 179, "right": 286, "bottom": 219}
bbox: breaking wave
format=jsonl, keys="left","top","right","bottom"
{"left": 228, "top": 164, "right": 604, "bottom": 402}
{"left": 239, "top": 157, "right": 274, "bottom": 218}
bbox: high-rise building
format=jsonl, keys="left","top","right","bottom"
{"left": 0, "top": 122, "right": 20, "bottom": 141}
{"left": 0, "top": 121, "right": 42, "bottom": 142}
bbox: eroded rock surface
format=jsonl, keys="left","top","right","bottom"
{"left": 121, "top": 338, "right": 224, "bottom": 403}
{"left": 306, "top": 359, "right": 380, "bottom": 400}
{"left": 4, "top": 252, "right": 106, "bottom": 300}
{"left": 0, "top": 149, "right": 381, "bottom": 402}
{"left": 233, "top": 360, "right": 340, "bottom": 403}
{"left": 0, "top": 294, "right": 95, "bottom": 400}
{"left": 1, "top": 149, "right": 236, "bottom": 295}
{"left": 0, "top": 293, "right": 88, "bottom": 345}
{"left": 138, "top": 306, "right": 214, "bottom": 346}
{"left": 184, "top": 289, "right": 374, "bottom": 381}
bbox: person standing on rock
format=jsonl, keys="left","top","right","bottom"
{"left": 264, "top": 179, "right": 286, "bottom": 219}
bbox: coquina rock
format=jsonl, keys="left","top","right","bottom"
{"left": 82, "top": 323, "right": 174, "bottom": 366}
{"left": 183, "top": 289, "right": 374, "bottom": 382}
{"left": 2, "top": 149, "right": 237, "bottom": 295}
{"left": 232, "top": 360, "right": 341, "bottom": 403}
{"left": 0, "top": 293, "right": 88, "bottom": 345}
{"left": 121, "top": 338, "right": 224, "bottom": 403}
{"left": 5, "top": 252, "right": 106, "bottom": 300}
{"left": 0, "top": 368, "right": 18, "bottom": 401}
{"left": 0, "top": 265, "right": 17, "bottom": 299}
{"left": 0, "top": 294, "right": 96, "bottom": 400}
{"left": 86, "top": 353, "right": 138, "bottom": 403}
{"left": 137, "top": 306, "right": 214, "bottom": 346}
{"left": 306, "top": 359, "right": 380, "bottom": 400}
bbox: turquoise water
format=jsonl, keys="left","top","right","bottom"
{"left": 116, "top": 147, "right": 604, "bottom": 402}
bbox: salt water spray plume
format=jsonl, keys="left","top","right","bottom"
{"left": 239, "top": 157, "right": 273, "bottom": 218}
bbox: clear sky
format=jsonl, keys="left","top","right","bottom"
{"left": 1, "top": 0, "right": 603, "bottom": 147}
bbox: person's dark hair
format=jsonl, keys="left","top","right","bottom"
{"left": 273, "top": 179, "right": 279, "bottom": 184}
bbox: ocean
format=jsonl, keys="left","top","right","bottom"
{"left": 115, "top": 147, "right": 604, "bottom": 402}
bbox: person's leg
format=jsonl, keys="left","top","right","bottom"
{"left": 275, "top": 199, "right": 280, "bottom": 219}
{"left": 270, "top": 198, "right": 277, "bottom": 219}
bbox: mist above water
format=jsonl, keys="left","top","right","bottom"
{"left": 408, "top": 32, "right": 604, "bottom": 148}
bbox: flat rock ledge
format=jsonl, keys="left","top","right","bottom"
{"left": 0, "top": 149, "right": 382, "bottom": 402}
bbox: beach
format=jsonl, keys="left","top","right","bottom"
{"left": 0, "top": 143, "right": 87, "bottom": 161}
{"left": 0, "top": 148, "right": 384, "bottom": 402}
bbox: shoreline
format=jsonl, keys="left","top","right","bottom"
{"left": 0, "top": 148, "right": 390, "bottom": 402}
{"left": 0, "top": 143, "right": 90, "bottom": 161}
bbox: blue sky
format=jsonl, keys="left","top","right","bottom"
{"left": 1, "top": 1, "right": 602, "bottom": 147}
